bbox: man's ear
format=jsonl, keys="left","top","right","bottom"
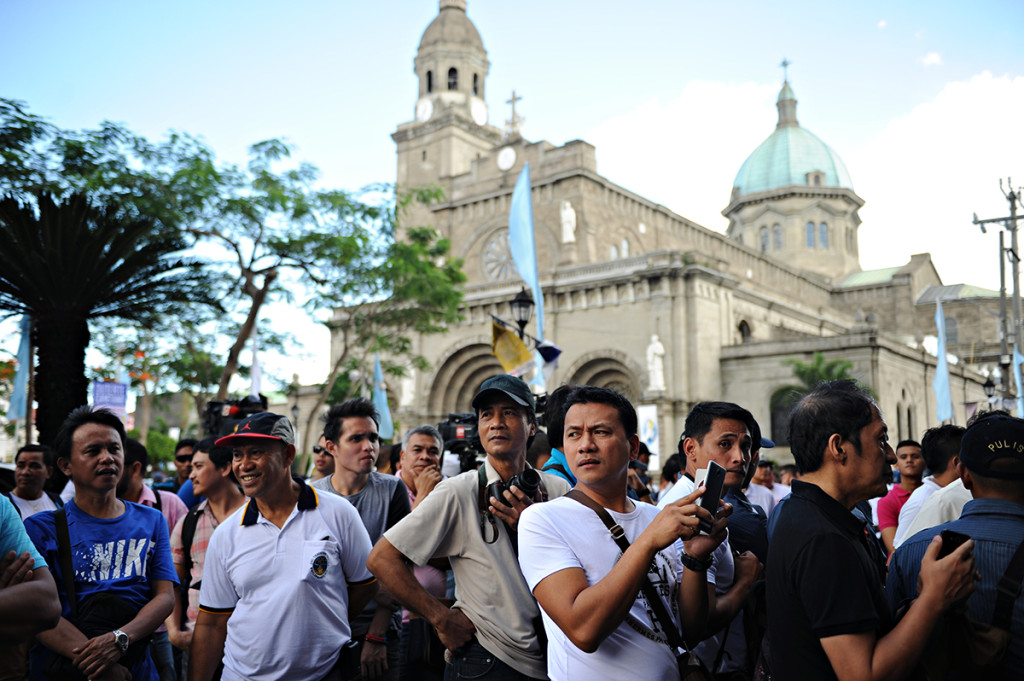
{"left": 628, "top": 434, "right": 640, "bottom": 461}
{"left": 959, "top": 463, "right": 974, "bottom": 491}
{"left": 282, "top": 444, "right": 297, "bottom": 469}
{"left": 682, "top": 437, "right": 698, "bottom": 464}
{"left": 58, "top": 457, "right": 72, "bottom": 479}
{"left": 825, "top": 433, "right": 846, "bottom": 463}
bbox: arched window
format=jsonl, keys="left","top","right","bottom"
{"left": 770, "top": 401, "right": 791, "bottom": 446}
{"left": 426, "top": 70, "right": 433, "bottom": 93}
{"left": 946, "top": 316, "right": 959, "bottom": 344}
{"left": 610, "top": 245, "right": 619, "bottom": 259}
{"left": 447, "top": 68, "right": 458, "bottom": 91}
{"left": 819, "top": 222, "right": 829, "bottom": 249}
{"left": 772, "top": 224, "right": 783, "bottom": 250}
{"left": 621, "top": 238, "right": 630, "bottom": 257}
{"left": 473, "top": 74, "right": 479, "bottom": 95}
{"left": 759, "top": 226, "right": 769, "bottom": 253}
{"left": 805, "top": 222, "right": 815, "bottom": 248}
{"left": 738, "top": 320, "right": 752, "bottom": 344}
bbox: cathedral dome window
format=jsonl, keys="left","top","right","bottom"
{"left": 772, "top": 224, "right": 783, "bottom": 250}
{"left": 448, "top": 67, "right": 458, "bottom": 91}
{"left": 473, "top": 73, "right": 479, "bottom": 95}
{"left": 759, "top": 226, "right": 769, "bottom": 253}
{"left": 738, "top": 320, "right": 752, "bottom": 343}
{"left": 805, "top": 222, "right": 815, "bottom": 248}
{"left": 818, "top": 222, "right": 829, "bottom": 249}
{"left": 427, "top": 70, "right": 433, "bottom": 93}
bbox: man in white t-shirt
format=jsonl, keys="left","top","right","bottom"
{"left": 744, "top": 460, "right": 790, "bottom": 514}
{"left": 892, "top": 424, "right": 965, "bottom": 549}
{"left": 518, "top": 386, "right": 726, "bottom": 681}
{"left": 3, "top": 445, "right": 63, "bottom": 520}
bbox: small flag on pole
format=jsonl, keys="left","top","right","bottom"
{"left": 491, "top": 321, "right": 535, "bottom": 376}
{"left": 6, "top": 316, "right": 31, "bottom": 421}
{"left": 373, "top": 353, "right": 395, "bottom": 440}
{"left": 933, "top": 300, "right": 953, "bottom": 422}
{"left": 249, "top": 324, "right": 262, "bottom": 399}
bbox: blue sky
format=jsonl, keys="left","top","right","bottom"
{"left": 2, "top": 0, "right": 1023, "bottom": 387}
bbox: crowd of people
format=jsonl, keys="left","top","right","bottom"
{"left": 1, "top": 374, "right": 1022, "bottom": 681}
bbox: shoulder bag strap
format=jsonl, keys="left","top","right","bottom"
{"left": 53, "top": 506, "right": 77, "bottom": 619}
{"left": 993, "top": 536, "right": 1024, "bottom": 630}
{"left": 564, "top": 489, "right": 685, "bottom": 651}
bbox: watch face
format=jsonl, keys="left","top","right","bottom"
{"left": 416, "top": 98, "right": 433, "bottom": 122}
{"left": 471, "top": 98, "right": 487, "bottom": 126}
{"left": 497, "top": 147, "right": 517, "bottom": 171}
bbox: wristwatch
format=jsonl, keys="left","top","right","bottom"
{"left": 680, "top": 552, "right": 713, "bottom": 572}
{"left": 112, "top": 629, "right": 130, "bottom": 656}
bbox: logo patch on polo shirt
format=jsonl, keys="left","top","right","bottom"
{"left": 310, "top": 551, "right": 329, "bottom": 578}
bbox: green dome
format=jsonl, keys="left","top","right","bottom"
{"left": 733, "top": 82, "right": 854, "bottom": 195}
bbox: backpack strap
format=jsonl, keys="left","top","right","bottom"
{"left": 180, "top": 505, "right": 203, "bottom": 590}
{"left": 47, "top": 491, "right": 64, "bottom": 508}
{"left": 993, "top": 537, "right": 1024, "bottom": 630}
{"left": 53, "top": 506, "right": 78, "bottom": 619}
{"left": 151, "top": 487, "right": 162, "bottom": 513}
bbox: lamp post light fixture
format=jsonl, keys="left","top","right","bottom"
{"left": 510, "top": 287, "right": 535, "bottom": 340}
{"left": 291, "top": 403, "right": 300, "bottom": 426}
{"left": 983, "top": 376, "right": 996, "bottom": 409}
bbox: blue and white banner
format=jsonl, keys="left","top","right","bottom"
{"left": 933, "top": 300, "right": 953, "bottom": 422}
{"left": 373, "top": 353, "right": 395, "bottom": 440}
{"left": 5, "top": 316, "right": 31, "bottom": 421}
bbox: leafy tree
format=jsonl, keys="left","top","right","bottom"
{"left": 0, "top": 192, "right": 216, "bottom": 445}
{"left": 769, "top": 351, "right": 866, "bottom": 445}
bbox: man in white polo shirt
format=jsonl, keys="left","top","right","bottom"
{"left": 189, "top": 412, "right": 378, "bottom": 681}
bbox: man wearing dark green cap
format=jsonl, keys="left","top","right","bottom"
{"left": 369, "top": 374, "right": 570, "bottom": 680}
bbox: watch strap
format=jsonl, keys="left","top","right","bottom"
{"left": 680, "top": 551, "right": 713, "bottom": 572}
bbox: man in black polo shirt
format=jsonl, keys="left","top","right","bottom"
{"left": 766, "top": 380, "right": 977, "bottom": 681}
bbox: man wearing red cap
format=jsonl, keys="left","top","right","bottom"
{"left": 189, "top": 412, "right": 378, "bottom": 681}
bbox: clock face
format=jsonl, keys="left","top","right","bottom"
{"left": 497, "top": 147, "right": 517, "bottom": 171}
{"left": 416, "top": 98, "right": 433, "bottom": 123}
{"left": 471, "top": 98, "right": 487, "bottom": 126}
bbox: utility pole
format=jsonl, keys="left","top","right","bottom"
{"left": 974, "top": 178, "right": 1023, "bottom": 400}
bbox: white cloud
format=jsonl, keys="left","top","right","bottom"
{"left": 850, "top": 71, "right": 1024, "bottom": 291}
{"left": 585, "top": 80, "right": 777, "bottom": 233}
{"left": 920, "top": 52, "right": 943, "bottom": 67}
{"left": 877, "top": 19, "right": 887, "bottom": 29}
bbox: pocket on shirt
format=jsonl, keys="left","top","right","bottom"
{"left": 301, "top": 540, "right": 341, "bottom": 582}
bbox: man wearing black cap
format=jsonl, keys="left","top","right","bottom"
{"left": 888, "top": 410, "right": 1024, "bottom": 678}
{"left": 188, "top": 412, "right": 377, "bottom": 681}
{"left": 368, "top": 374, "right": 571, "bottom": 680}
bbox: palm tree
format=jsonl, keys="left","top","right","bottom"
{"left": 769, "top": 352, "right": 860, "bottom": 445}
{"left": 0, "top": 192, "right": 214, "bottom": 446}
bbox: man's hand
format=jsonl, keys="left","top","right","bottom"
{"left": 72, "top": 632, "right": 122, "bottom": 678}
{"left": 489, "top": 485, "right": 534, "bottom": 529}
{"left": 361, "top": 638, "right": 388, "bottom": 681}
{"left": 435, "top": 607, "right": 476, "bottom": 651}
{"left": 168, "top": 628, "right": 193, "bottom": 651}
{"left": 732, "top": 550, "right": 763, "bottom": 587}
{"left": 626, "top": 469, "right": 652, "bottom": 501}
{"left": 414, "top": 468, "right": 443, "bottom": 503}
{"left": 917, "top": 534, "right": 977, "bottom": 611}
{"left": 639, "top": 487, "right": 707, "bottom": 552}
{"left": 683, "top": 502, "right": 731, "bottom": 561}
{"left": 0, "top": 550, "right": 36, "bottom": 588}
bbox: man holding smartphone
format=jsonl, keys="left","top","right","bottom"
{"left": 888, "top": 410, "right": 1024, "bottom": 677}
{"left": 657, "top": 401, "right": 764, "bottom": 676}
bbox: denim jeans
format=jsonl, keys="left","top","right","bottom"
{"left": 443, "top": 640, "right": 543, "bottom": 681}
{"left": 149, "top": 630, "right": 176, "bottom": 681}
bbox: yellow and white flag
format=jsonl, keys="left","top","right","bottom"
{"left": 492, "top": 321, "right": 535, "bottom": 377}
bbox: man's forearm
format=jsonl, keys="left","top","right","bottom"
{"left": 678, "top": 569, "right": 710, "bottom": 643}
{"left": 0, "top": 568, "right": 61, "bottom": 639}
{"left": 367, "top": 540, "right": 448, "bottom": 627}
{"left": 188, "top": 612, "right": 229, "bottom": 681}
{"left": 366, "top": 585, "right": 398, "bottom": 638}
{"left": 121, "top": 581, "right": 175, "bottom": 644}
{"left": 36, "top": 617, "right": 90, "bottom": 659}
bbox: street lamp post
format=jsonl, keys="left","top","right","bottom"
{"left": 983, "top": 376, "right": 996, "bottom": 410}
{"left": 510, "top": 287, "right": 535, "bottom": 340}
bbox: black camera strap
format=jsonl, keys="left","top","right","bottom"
{"left": 54, "top": 506, "right": 78, "bottom": 618}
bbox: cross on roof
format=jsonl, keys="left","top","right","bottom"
{"left": 780, "top": 58, "right": 791, "bottom": 82}
{"left": 505, "top": 89, "right": 524, "bottom": 139}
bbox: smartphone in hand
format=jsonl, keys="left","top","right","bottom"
{"left": 938, "top": 529, "right": 970, "bottom": 558}
{"left": 694, "top": 461, "right": 726, "bottom": 535}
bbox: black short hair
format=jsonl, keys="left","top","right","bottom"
{"left": 124, "top": 438, "right": 149, "bottom": 477}
{"left": 661, "top": 453, "right": 682, "bottom": 484}
{"left": 16, "top": 444, "right": 55, "bottom": 469}
{"left": 562, "top": 385, "right": 638, "bottom": 438}
{"left": 544, "top": 384, "right": 576, "bottom": 449}
{"left": 682, "top": 402, "right": 754, "bottom": 445}
{"left": 919, "top": 425, "right": 965, "bottom": 475}
{"left": 175, "top": 438, "right": 198, "bottom": 455}
{"left": 757, "top": 459, "right": 774, "bottom": 469}
{"left": 54, "top": 406, "right": 127, "bottom": 464}
{"left": 779, "top": 464, "right": 798, "bottom": 478}
{"left": 788, "top": 380, "right": 877, "bottom": 474}
{"left": 895, "top": 439, "right": 921, "bottom": 452}
{"left": 195, "top": 437, "right": 233, "bottom": 470}
{"left": 322, "top": 398, "right": 380, "bottom": 442}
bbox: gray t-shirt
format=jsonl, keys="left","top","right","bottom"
{"left": 312, "top": 472, "right": 411, "bottom": 635}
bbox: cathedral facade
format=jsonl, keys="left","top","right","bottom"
{"left": 341, "top": 0, "right": 995, "bottom": 461}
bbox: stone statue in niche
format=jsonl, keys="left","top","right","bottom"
{"left": 646, "top": 334, "right": 666, "bottom": 392}
{"left": 560, "top": 200, "right": 576, "bottom": 244}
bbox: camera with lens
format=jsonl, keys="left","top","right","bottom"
{"left": 487, "top": 468, "right": 542, "bottom": 505}
{"left": 437, "top": 412, "right": 485, "bottom": 473}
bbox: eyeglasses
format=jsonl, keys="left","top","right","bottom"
{"left": 175, "top": 455, "right": 193, "bottom": 463}
{"left": 312, "top": 446, "right": 329, "bottom": 455}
